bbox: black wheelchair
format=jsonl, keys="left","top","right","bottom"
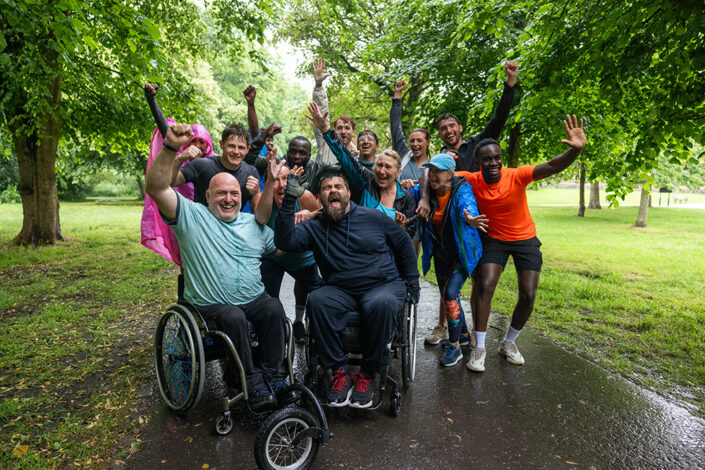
{"left": 305, "top": 292, "right": 418, "bottom": 416}
{"left": 153, "top": 302, "right": 333, "bottom": 470}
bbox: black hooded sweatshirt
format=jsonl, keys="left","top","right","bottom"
{"left": 274, "top": 195, "right": 420, "bottom": 301}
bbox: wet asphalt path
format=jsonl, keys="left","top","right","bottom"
{"left": 128, "top": 275, "right": 705, "bottom": 469}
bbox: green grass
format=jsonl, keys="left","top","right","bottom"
{"left": 0, "top": 200, "right": 175, "bottom": 468}
{"left": 426, "top": 202, "right": 705, "bottom": 410}
{"left": 525, "top": 186, "right": 705, "bottom": 206}
{"left": 1, "top": 196, "right": 704, "bottom": 465}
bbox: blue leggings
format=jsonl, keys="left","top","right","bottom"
{"left": 434, "top": 257, "right": 469, "bottom": 344}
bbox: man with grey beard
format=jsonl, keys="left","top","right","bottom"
{"left": 146, "top": 123, "right": 288, "bottom": 412}
{"left": 274, "top": 170, "right": 419, "bottom": 409}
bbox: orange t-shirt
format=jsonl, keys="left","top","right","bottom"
{"left": 459, "top": 166, "right": 536, "bottom": 241}
{"left": 432, "top": 191, "right": 451, "bottom": 234}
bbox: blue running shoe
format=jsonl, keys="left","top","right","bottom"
{"left": 440, "top": 343, "right": 463, "bottom": 367}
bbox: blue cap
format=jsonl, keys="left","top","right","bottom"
{"left": 423, "top": 153, "right": 456, "bottom": 171}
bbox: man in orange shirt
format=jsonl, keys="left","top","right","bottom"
{"left": 463, "top": 115, "right": 585, "bottom": 372}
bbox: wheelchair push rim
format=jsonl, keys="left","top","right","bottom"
{"left": 154, "top": 307, "right": 205, "bottom": 412}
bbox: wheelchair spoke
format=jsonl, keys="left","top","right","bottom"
{"left": 173, "top": 362, "right": 192, "bottom": 383}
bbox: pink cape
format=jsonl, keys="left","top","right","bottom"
{"left": 140, "top": 120, "right": 214, "bottom": 266}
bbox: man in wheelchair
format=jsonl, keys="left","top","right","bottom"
{"left": 274, "top": 170, "right": 420, "bottom": 408}
{"left": 146, "top": 123, "right": 288, "bottom": 411}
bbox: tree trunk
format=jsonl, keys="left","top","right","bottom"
{"left": 12, "top": 51, "right": 63, "bottom": 246}
{"left": 588, "top": 181, "right": 601, "bottom": 209}
{"left": 137, "top": 175, "right": 145, "bottom": 200}
{"left": 507, "top": 123, "right": 521, "bottom": 168}
{"left": 578, "top": 163, "right": 586, "bottom": 217}
{"left": 635, "top": 186, "right": 650, "bottom": 228}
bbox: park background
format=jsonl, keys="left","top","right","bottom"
{"left": 1, "top": 0, "right": 703, "bottom": 467}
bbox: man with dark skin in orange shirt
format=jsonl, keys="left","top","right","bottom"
{"left": 463, "top": 115, "right": 585, "bottom": 372}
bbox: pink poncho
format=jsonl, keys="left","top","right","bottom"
{"left": 140, "top": 120, "right": 214, "bottom": 266}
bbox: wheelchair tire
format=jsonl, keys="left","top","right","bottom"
{"left": 401, "top": 303, "right": 417, "bottom": 390}
{"left": 254, "top": 406, "right": 320, "bottom": 470}
{"left": 154, "top": 306, "right": 206, "bottom": 413}
{"left": 389, "top": 391, "right": 402, "bottom": 417}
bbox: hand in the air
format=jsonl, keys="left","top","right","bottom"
{"left": 177, "top": 145, "right": 202, "bottom": 162}
{"left": 394, "top": 79, "right": 406, "bottom": 99}
{"left": 243, "top": 85, "right": 256, "bottom": 105}
{"left": 144, "top": 83, "right": 159, "bottom": 95}
{"left": 164, "top": 123, "right": 194, "bottom": 149}
{"left": 246, "top": 176, "right": 261, "bottom": 196}
{"left": 313, "top": 57, "right": 332, "bottom": 86}
{"left": 305, "top": 102, "right": 330, "bottom": 133}
{"left": 561, "top": 114, "right": 586, "bottom": 149}
{"left": 504, "top": 61, "right": 518, "bottom": 87}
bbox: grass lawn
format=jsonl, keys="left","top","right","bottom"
{"left": 0, "top": 196, "right": 703, "bottom": 466}
{"left": 525, "top": 186, "right": 705, "bottom": 206}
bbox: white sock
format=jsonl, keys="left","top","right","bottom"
{"left": 474, "top": 331, "right": 486, "bottom": 349}
{"left": 504, "top": 326, "right": 521, "bottom": 343}
{"left": 295, "top": 305, "right": 305, "bottom": 323}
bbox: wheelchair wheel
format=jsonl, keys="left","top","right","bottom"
{"left": 254, "top": 406, "right": 320, "bottom": 470}
{"left": 154, "top": 306, "right": 206, "bottom": 413}
{"left": 401, "top": 303, "right": 417, "bottom": 390}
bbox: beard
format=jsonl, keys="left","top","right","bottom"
{"left": 321, "top": 198, "right": 348, "bottom": 222}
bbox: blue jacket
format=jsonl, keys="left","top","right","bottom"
{"left": 412, "top": 177, "right": 483, "bottom": 276}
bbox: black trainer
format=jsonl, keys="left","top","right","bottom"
{"left": 349, "top": 371, "right": 374, "bottom": 409}
{"left": 327, "top": 366, "right": 353, "bottom": 407}
{"left": 247, "top": 375, "right": 276, "bottom": 412}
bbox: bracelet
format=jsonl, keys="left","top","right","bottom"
{"left": 163, "top": 140, "right": 179, "bottom": 152}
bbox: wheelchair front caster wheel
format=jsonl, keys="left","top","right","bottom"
{"left": 389, "top": 392, "right": 402, "bottom": 417}
{"left": 255, "top": 406, "right": 320, "bottom": 470}
{"left": 215, "top": 413, "right": 233, "bottom": 435}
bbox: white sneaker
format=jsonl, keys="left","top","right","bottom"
{"left": 424, "top": 324, "right": 448, "bottom": 345}
{"left": 498, "top": 340, "right": 525, "bottom": 365}
{"left": 465, "top": 347, "right": 486, "bottom": 372}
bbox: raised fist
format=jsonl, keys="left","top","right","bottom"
{"left": 246, "top": 175, "right": 261, "bottom": 196}
{"left": 243, "top": 85, "right": 256, "bottom": 105}
{"left": 178, "top": 145, "right": 202, "bottom": 162}
{"left": 504, "top": 61, "right": 518, "bottom": 87}
{"left": 394, "top": 79, "right": 406, "bottom": 98}
{"left": 144, "top": 83, "right": 159, "bottom": 96}
{"left": 164, "top": 123, "right": 194, "bottom": 149}
{"left": 263, "top": 122, "right": 283, "bottom": 139}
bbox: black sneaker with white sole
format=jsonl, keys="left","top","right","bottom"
{"left": 349, "top": 371, "right": 374, "bottom": 409}
{"left": 327, "top": 366, "right": 353, "bottom": 407}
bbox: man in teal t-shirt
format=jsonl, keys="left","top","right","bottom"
{"left": 146, "top": 123, "right": 287, "bottom": 412}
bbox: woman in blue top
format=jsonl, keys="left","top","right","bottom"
{"left": 306, "top": 101, "right": 417, "bottom": 238}
{"left": 411, "top": 154, "right": 487, "bottom": 367}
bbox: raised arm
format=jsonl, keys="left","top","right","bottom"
{"left": 390, "top": 79, "right": 412, "bottom": 159}
{"left": 532, "top": 115, "right": 585, "bottom": 180}
{"left": 144, "top": 83, "right": 169, "bottom": 138}
{"left": 311, "top": 58, "right": 336, "bottom": 164}
{"left": 306, "top": 101, "right": 369, "bottom": 191}
{"left": 255, "top": 153, "right": 287, "bottom": 225}
{"left": 146, "top": 124, "right": 194, "bottom": 219}
{"left": 245, "top": 122, "right": 282, "bottom": 176}
{"left": 274, "top": 175, "right": 313, "bottom": 253}
{"left": 243, "top": 85, "right": 259, "bottom": 140}
{"left": 473, "top": 61, "right": 518, "bottom": 142}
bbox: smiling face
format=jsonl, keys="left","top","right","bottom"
{"left": 286, "top": 138, "right": 312, "bottom": 168}
{"left": 437, "top": 118, "right": 463, "bottom": 149}
{"left": 272, "top": 165, "right": 290, "bottom": 207}
{"left": 476, "top": 144, "right": 503, "bottom": 184}
{"left": 335, "top": 120, "right": 354, "bottom": 146}
{"left": 219, "top": 135, "right": 249, "bottom": 170}
{"left": 319, "top": 176, "right": 350, "bottom": 222}
{"left": 206, "top": 173, "right": 241, "bottom": 222}
{"left": 428, "top": 166, "right": 453, "bottom": 195}
{"left": 374, "top": 154, "right": 401, "bottom": 190}
{"left": 409, "top": 131, "right": 430, "bottom": 159}
{"left": 357, "top": 132, "right": 378, "bottom": 162}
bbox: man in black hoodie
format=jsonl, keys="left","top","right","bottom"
{"left": 275, "top": 170, "right": 420, "bottom": 409}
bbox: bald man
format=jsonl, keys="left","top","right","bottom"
{"left": 146, "top": 123, "right": 288, "bottom": 411}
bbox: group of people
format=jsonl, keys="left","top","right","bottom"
{"left": 142, "top": 58, "right": 586, "bottom": 411}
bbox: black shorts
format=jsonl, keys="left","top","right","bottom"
{"left": 479, "top": 235, "right": 543, "bottom": 272}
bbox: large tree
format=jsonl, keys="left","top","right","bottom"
{"left": 0, "top": 0, "right": 270, "bottom": 246}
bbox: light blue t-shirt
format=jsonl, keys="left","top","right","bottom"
{"left": 166, "top": 192, "right": 276, "bottom": 306}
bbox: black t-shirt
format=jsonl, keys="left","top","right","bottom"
{"left": 180, "top": 155, "right": 259, "bottom": 206}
